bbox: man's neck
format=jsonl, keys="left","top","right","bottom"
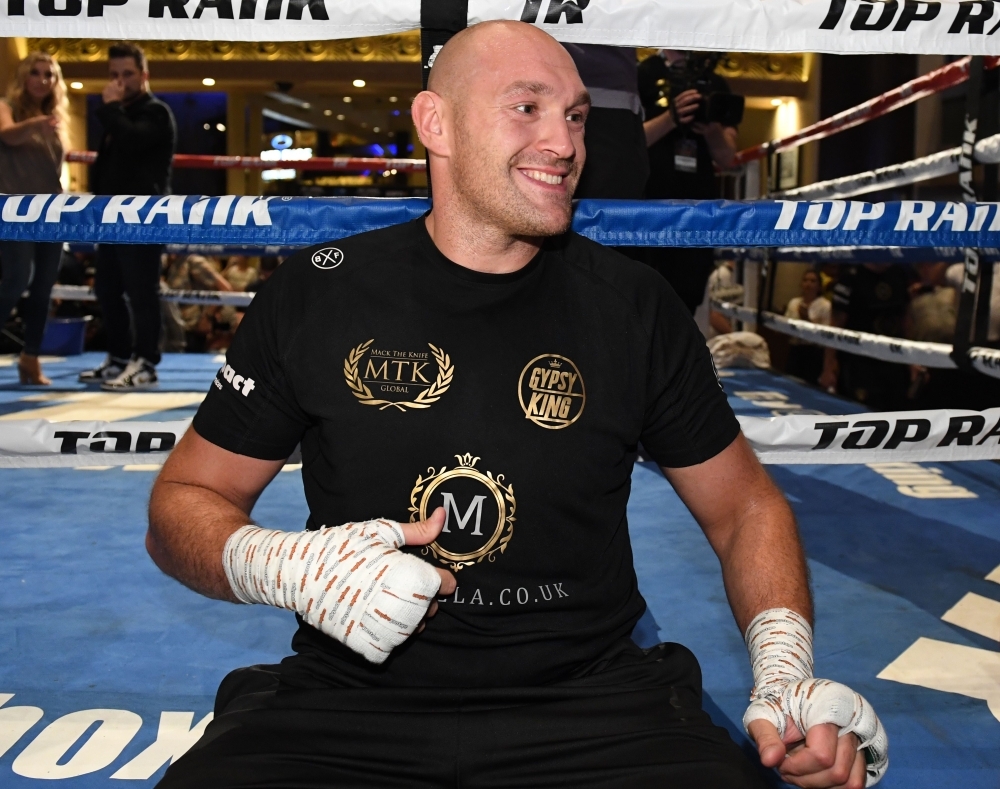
{"left": 123, "top": 88, "right": 149, "bottom": 107}
{"left": 424, "top": 201, "right": 543, "bottom": 276}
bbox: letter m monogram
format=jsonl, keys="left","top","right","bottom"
{"left": 440, "top": 493, "right": 486, "bottom": 536}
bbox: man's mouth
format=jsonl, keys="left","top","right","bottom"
{"left": 521, "top": 169, "right": 565, "bottom": 186}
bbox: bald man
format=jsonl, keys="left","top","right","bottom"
{"left": 149, "top": 21, "right": 884, "bottom": 789}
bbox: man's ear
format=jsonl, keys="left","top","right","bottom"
{"left": 411, "top": 91, "right": 450, "bottom": 158}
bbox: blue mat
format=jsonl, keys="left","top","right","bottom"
{"left": 1, "top": 356, "right": 998, "bottom": 786}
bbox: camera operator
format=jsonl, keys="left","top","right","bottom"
{"left": 638, "top": 50, "right": 741, "bottom": 313}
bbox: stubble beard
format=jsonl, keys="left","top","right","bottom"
{"left": 450, "top": 129, "right": 579, "bottom": 240}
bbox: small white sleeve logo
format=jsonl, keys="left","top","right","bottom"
{"left": 312, "top": 247, "right": 344, "bottom": 269}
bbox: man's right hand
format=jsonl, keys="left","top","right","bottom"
{"left": 223, "top": 511, "right": 457, "bottom": 664}
{"left": 400, "top": 507, "right": 457, "bottom": 628}
{"left": 102, "top": 80, "right": 125, "bottom": 104}
{"left": 671, "top": 89, "right": 702, "bottom": 126}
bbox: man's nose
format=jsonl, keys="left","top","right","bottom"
{"left": 536, "top": 111, "right": 577, "bottom": 161}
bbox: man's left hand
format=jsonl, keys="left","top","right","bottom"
{"left": 749, "top": 718, "right": 866, "bottom": 789}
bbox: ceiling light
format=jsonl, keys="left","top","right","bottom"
{"left": 389, "top": 96, "right": 398, "bottom": 103}
{"left": 343, "top": 96, "right": 352, "bottom": 103}
{"left": 70, "top": 81, "right": 83, "bottom": 90}
{"left": 771, "top": 98, "right": 783, "bottom": 106}
{"left": 353, "top": 79, "right": 365, "bottom": 88}
{"left": 373, "top": 126, "right": 380, "bottom": 133}
{"left": 202, "top": 77, "right": 216, "bottom": 86}
{"left": 336, "top": 114, "right": 345, "bottom": 121}
{"left": 323, "top": 109, "right": 332, "bottom": 116}
{"left": 302, "top": 102, "right": 311, "bottom": 110}
{"left": 203, "top": 123, "right": 211, "bottom": 130}
{"left": 216, "top": 123, "right": 226, "bottom": 132}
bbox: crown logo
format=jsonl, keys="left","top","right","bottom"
{"left": 455, "top": 453, "right": 480, "bottom": 468}
{"left": 548, "top": 359, "right": 562, "bottom": 368}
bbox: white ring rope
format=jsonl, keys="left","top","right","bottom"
{"left": 48, "top": 284, "right": 254, "bottom": 308}
{"left": 712, "top": 300, "right": 1000, "bottom": 378}
{"left": 773, "top": 133, "right": 1000, "bottom": 202}
{"left": 1, "top": 410, "right": 997, "bottom": 468}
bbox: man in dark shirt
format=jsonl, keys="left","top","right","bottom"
{"left": 147, "top": 22, "right": 881, "bottom": 789}
{"left": 80, "top": 42, "right": 176, "bottom": 391}
{"left": 820, "top": 263, "right": 913, "bottom": 409}
{"left": 638, "top": 51, "right": 739, "bottom": 313}
{"left": 562, "top": 44, "right": 648, "bottom": 201}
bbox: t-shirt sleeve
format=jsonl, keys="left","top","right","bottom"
{"left": 639, "top": 278, "right": 741, "bottom": 468}
{"left": 191, "top": 262, "right": 309, "bottom": 460}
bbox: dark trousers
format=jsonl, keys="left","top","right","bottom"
{"left": 573, "top": 107, "right": 649, "bottom": 201}
{"left": 94, "top": 244, "right": 163, "bottom": 365}
{"left": 644, "top": 247, "right": 716, "bottom": 315}
{"left": 158, "top": 640, "right": 766, "bottom": 789}
{"left": 0, "top": 240, "right": 62, "bottom": 356}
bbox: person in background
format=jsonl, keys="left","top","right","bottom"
{"left": 163, "top": 253, "right": 231, "bottom": 354}
{"left": 903, "top": 261, "right": 959, "bottom": 408}
{"left": 247, "top": 257, "right": 281, "bottom": 293}
{"left": 79, "top": 41, "right": 176, "bottom": 390}
{"left": 639, "top": 50, "right": 739, "bottom": 313}
{"left": 820, "top": 263, "right": 913, "bottom": 409}
{"left": 562, "top": 45, "right": 648, "bottom": 202}
{"left": 218, "top": 256, "right": 258, "bottom": 332}
{"left": 0, "top": 52, "right": 68, "bottom": 386}
{"left": 222, "top": 256, "right": 259, "bottom": 293}
{"left": 697, "top": 259, "right": 739, "bottom": 338}
{"left": 784, "top": 269, "right": 832, "bottom": 385}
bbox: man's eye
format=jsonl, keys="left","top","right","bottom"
{"left": 515, "top": 104, "right": 536, "bottom": 115}
{"left": 567, "top": 112, "right": 585, "bottom": 123}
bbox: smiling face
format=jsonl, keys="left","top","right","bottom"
{"left": 23, "top": 57, "right": 56, "bottom": 105}
{"left": 421, "top": 22, "right": 590, "bottom": 238}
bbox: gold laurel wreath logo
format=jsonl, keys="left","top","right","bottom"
{"left": 344, "top": 339, "right": 453, "bottom": 412}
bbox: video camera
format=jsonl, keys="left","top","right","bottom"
{"left": 660, "top": 52, "right": 745, "bottom": 127}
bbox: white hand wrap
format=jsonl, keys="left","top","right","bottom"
{"left": 223, "top": 519, "right": 442, "bottom": 664}
{"left": 742, "top": 608, "right": 889, "bottom": 787}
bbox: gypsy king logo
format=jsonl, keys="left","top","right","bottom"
{"left": 409, "top": 454, "right": 516, "bottom": 572}
{"left": 344, "top": 339, "right": 453, "bottom": 411}
{"left": 518, "top": 354, "right": 585, "bottom": 429}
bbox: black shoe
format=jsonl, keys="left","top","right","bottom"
{"left": 79, "top": 355, "right": 129, "bottom": 383}
{"left": 100, "top": 357, "right": 159, "bottom": 391}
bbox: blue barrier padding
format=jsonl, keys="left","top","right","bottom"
{"left": 4, "top": 194, "right": 1000, "bottom": 248}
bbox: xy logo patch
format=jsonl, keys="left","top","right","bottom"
{"left": 312, "top": 247, "right": 344, "bottom": 270}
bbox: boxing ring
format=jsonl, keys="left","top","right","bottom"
{"left": 3, "top": 34, "right": 1000, "bottom": 789}
{"left": 0, "top": 354, "right": 998, "bottom": 789}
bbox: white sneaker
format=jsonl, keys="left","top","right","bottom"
{"left": 79, "top": 355, "right": 129, "bottom": 383}
{"left": 100, "top": 357, "right": 158, "bottom": 391}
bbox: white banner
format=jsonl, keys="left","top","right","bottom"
{"left": 0, "top": 418, "right": 190, "bottom": 468}
{"left": 6, "top": 0, "right": 1000, "bottom": 54}
{"left": 738, "top": 408, "right": 1000, "bottom": 464}
{"left": 2, "top": 411, "right": 998, "bottom": 467}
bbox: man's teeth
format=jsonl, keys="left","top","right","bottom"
{"left": 524, "top": 170, "right": 563, "bottom": 185}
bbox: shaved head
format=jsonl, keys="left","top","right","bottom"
{"left": 412, "top": 21, "right": 590, "bottom": 252}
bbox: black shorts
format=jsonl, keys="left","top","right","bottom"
{"left": 158, "top": 640, "right": 767, "bottom": 789}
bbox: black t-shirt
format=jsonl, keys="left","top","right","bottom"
{"left": 831, "top": 265, "right": 913, "bottom": 337}
{"left": 193, "top": 217, "right": 739, "bottom": 689}
{"left": 638, "top": 55, "right": 732, "bottom": 200}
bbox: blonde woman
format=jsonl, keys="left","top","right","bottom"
{"left": 0, "top": 52, "right": 68, "bottom": 385}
